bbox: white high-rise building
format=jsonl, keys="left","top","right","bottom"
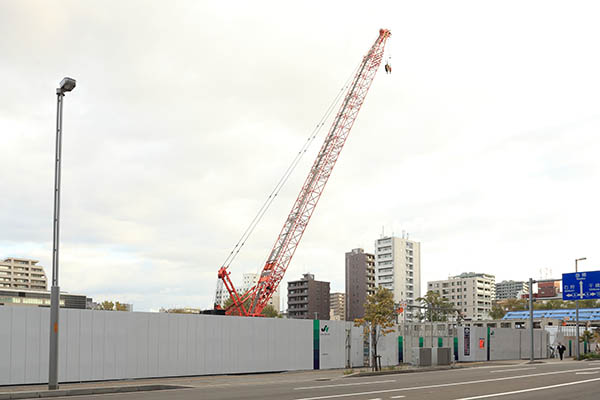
{"left": 374, "top": 236, "right": 421, "bottom": 320}
{"left": 241, "top": 272, "right": 281, "bottom": 311}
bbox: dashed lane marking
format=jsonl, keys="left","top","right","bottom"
{"left": 489, "top": 367, "right": 536, "bottom": 373}
{"left": 294, "top": 380, "right": 396, "bottom": 390}
{"left": 292, "top": 366, "right": 600, "bottom": 400}
{"left": 453, "top": 377, "right": 600, "bottom": 399}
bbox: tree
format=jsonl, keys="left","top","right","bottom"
{"left": 99, "top": 300, "right": 129, "bottom": 311}
{"left": 501, "top": 298, "right": 527, "bottom": 312}
{"left": 489, "top": 303, "right": 506, "bottom": 320}
{"left": 354, "top": 287, "right": 396, "bottom": 371}
{"left": 261, "top": 304, "right": 281, "bottom": 318}
{"left": 416, "top": 291, "right": 455, "bottom": 322}
{"left": 581, "top": 330, "right": 594, "bottom": 345}
{"left": 223, "top": 291, "right": 280, "bottom": 318}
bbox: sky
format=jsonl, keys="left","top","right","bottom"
{"left": 1, "top": 0, "right": 600, "bottom": 312}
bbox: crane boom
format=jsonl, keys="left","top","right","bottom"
{"left": 219, "top": 29, "right": 391, "bottom": 316}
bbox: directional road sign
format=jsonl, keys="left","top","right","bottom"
{"left": 562, "top": 270, "right": 600, "bottom": 300}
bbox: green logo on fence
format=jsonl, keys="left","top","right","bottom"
{"left": 321, "top": 325, "right": 329, "bottom": 333}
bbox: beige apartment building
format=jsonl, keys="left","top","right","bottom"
{"left": 0, "top": 258, "right": 47, "bottom": 290}
{"left": 427, "top": 272, "right": 495, "bottom": 321}
{"left": 329, "top": 292, "right": 345, "bottom": 320}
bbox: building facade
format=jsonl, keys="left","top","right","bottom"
{"left": 427, "top": 272, "right": 495, "bottom": 321}
{"left": 329, "top": 292, "right": 345, "bottom": 320}
{"left": 287, "top": 273, "right": 330, "bottom": 320}
{"left": 374, "top": 236, "right": 421, "bottom": 320}
{"left": 0, "top": 288, "right": 88, "bottom": 309}
{"left": 345, "top": 248, "right": 375, "bottom": 321}
{"left": 0, "top": 258, "right": 47, "bottom": 290}
{"left": 241, "top": 272, "right": 281, "bottom": 311}
{"left": 537, "top": 281, "right": 561, "bottom": 298}
{"left": 214, "top": 284, "right": 228, "bottom": 307}
{"left": 495, "top": 280, "right": 529, "bottom": 300}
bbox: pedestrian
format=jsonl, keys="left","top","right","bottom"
{"left": 557, "top": 342, "right": 566, "bottom": 360}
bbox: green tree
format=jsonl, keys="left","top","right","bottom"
{"left": 489, "top": 303, "right": 506, "bottom": 320}
{"left": 100, "top": 300, "right": 114, "bottom": 311}
{"left": 223, "top": 291, "right": 280, "bottom": 318}
{"left": 354, "top": 287, "right": 396, "bottom": 371}
{"left": 502, "top": 298, "right": 527, "bottom": 312}
{"left": 581, "top": 330, "right": 594, "bottom": 348}
{"left": 261, "top": 304, "right": 281, "bottom": 318}
{"left": 417, "top": 291, "right": 455, "bottom": 322}
{"left": 115, "top": 302, "right": 129, "bottom": 311}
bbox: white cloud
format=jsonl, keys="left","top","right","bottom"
{"left": 1, "top": 0, "right": 600, "bottom": 310}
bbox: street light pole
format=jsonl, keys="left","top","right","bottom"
{"left": 575, "top": 257, "right": 586, "bottom": 360}
{"left": 529, "top": 278, "right": 534, "bottom": 362}
{"left": 49, "top": 77, "right": 76, "bottom": 390}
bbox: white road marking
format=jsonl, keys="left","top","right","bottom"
{"left": 453, "top": 377, "right": 600, "bottom": 399}
{"left": 292, "top": 367, "right": 600, "bottom": 400}
{"left": 390, "top": 396, "right": 406, "bottom": 399}
{"left": 489, "top": 367, "right": 536, "bottom": 373}
{"left": 575, "top": 371, "right": 599, "bottom": 375}
{"left": 294, "top": 380, "right": 396, "bottom": 390}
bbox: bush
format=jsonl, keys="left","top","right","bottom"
{"left": 577, "top": 353, "right": 600, "bottom": 361}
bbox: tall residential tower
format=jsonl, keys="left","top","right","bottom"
{"left": 374, "top": 236, "right": 421, "bottom": 320}
{"left": 345, "top": 248, "right": 375, "bottom": 321}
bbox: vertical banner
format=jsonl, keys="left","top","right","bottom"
{"left": 454, "top": 337, "right": 459, "bottom": 361}
{"left": 398, "top": 336, "right": 403, "bottom": 363}
{"left": 313, "top": 320, "right": 320, "bottom": 369}
{"left": 464, "top": 327, "right": 471, "bottom": 356}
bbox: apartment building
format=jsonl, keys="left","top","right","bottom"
{"left": 0, "top": 258, "right": 47, "bottom": 290}
{"left": 329, "top": 292, "right": 345, "bottom": 320}
{"left": 287, "top": 273, "right": 330, "bottom": 320}
{"left": 345, "top": 248, "right": 375, "bottom": 321}
{"left": 496, "top": 280, "right": 529, "bottom": 300}
{"left": 374, "top": 236, "right": 421, "bottom": 321}
{"left": 427, "top": 272, "right": 495, "bottom": 321}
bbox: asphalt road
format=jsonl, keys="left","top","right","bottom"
{"left": 48, "top": 360, "right": 600, "bottom": 400}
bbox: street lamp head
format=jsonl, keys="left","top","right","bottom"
{"left": 59, "top": 77, "right": 76, "bottom": 93}
{"left": 577, "top": 257, "right": 587, "bottom": 261}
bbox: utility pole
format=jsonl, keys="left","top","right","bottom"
{"left": 575, "top": 257, "right": 586, "bottom": 360}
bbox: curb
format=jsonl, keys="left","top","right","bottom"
{"left": 0, "top": 384, "right": 190, "bottom": 400}
{"left": 345, "top": 365, "right": 462, "bottom": 377}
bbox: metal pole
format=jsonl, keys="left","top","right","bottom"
{"left": 529, "top": 278, "right": 534, "bottom": 362}
{"left": 48, "top": 90, "right": 64, "bottom": 390}
{"left": 575, "top": 259, "right": 580, "bottom": 360}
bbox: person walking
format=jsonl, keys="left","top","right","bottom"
{"left": 557, "top": 343, "right": 566, "bottom": 360}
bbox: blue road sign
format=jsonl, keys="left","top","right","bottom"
{"left": 562, "top": 270, "right": 600, "bottom": 300}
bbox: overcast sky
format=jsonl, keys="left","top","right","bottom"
{"left": 1, "top": 1, "right": 600, "bottom": 311}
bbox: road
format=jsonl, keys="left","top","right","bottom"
{"left": 36, "top": 360, "right": 600, "bottom": 400}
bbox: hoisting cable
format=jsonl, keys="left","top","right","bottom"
{"left": 219, "top": 61, "right": 362, "bottom": 273}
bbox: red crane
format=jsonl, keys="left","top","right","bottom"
{"left": 218, "top": 29, "right": 391, "bottom": 316}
